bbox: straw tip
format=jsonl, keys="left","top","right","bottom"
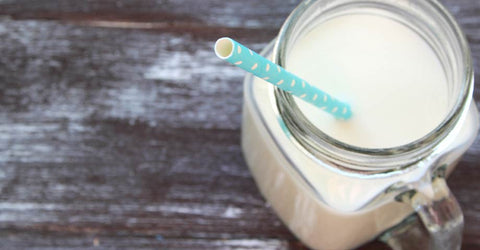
{"left": 214, "top": 37, "right": 235, "bottom": 59}
{"left": 338, "top": 106, "right": 353, "bottom": 120}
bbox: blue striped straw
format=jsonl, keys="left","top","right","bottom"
{"left": 214, "top": 37, "right": 352, "bottom": 120}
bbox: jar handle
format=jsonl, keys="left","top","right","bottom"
{"left": 381, "top": 166, "right": 463, "bottom": 250}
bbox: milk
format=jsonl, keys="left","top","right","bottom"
{"left": 241, "top": 12, "right": 479, "bottom": 250}
{"left": 287, "top": 14, "right": 449, "bottom": 148}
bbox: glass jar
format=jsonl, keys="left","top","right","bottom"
{"left": 241, "top": 0, "right": 479, "bottom": 249}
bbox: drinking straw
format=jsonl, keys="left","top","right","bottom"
{"left": 214, "top": 37, "right": 352, "bottom": 120}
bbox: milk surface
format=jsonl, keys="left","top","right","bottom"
{"left": 287, "top": 14, "right": 449, "bottom": 148}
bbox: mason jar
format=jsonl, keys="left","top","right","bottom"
{"left": 241, "top": 0, "right": 479, "bottom": 249}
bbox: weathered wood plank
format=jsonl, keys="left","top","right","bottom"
{"left": 0, "top": 18, "right": 298, "bottom": 248}
{"left": 0, "top": 230, "right": 297, "bottom": 250}
{"left": 0, "top": 0, "right": 298, "bottom": 29}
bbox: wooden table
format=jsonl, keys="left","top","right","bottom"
{"left": 0, "top": 0, "right": 478, "bottom": 249}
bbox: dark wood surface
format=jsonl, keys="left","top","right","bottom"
{"left": 0, "top": 0, "right": 479, "bottom": 249}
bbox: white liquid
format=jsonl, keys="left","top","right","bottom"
{"left": 287, "top": 14, "right": 449, "bottom": 148}
{"left": 242, "top": 13, "right": 479, "bottom": 250}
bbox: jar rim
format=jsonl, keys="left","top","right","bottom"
{"left": 273, "top": 0, "right": 474, "bottom": 169}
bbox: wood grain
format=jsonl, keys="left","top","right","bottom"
{"left": 0, "top": 0, "right": 479, "bottom": 249}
